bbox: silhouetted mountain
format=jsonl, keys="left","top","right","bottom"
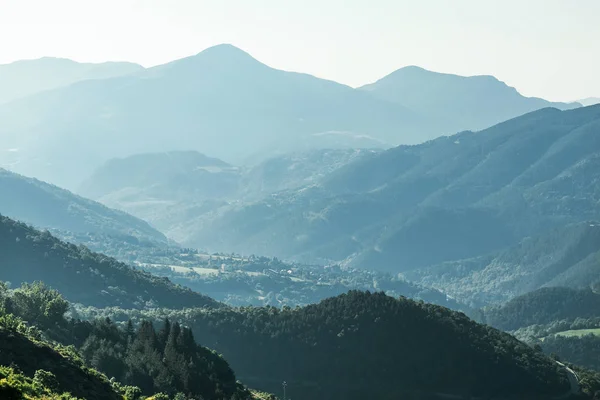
{"left": 360, "top": 65, "right": 581, "bottom": 132}
{"left": 0, "top": 215, "right": 221, "bottom": 309}
{"left": 0, "top": 168, "right": 167, "bottom": 244}
{"left": 0, "top": 57, "right": 142, "bottom": 104}
{"left": 0, "top": 44, "right": 427, "bottom": 189}
{"left": 174, "top": 105, "right": 600, "bottom": 272}
{"left": 406, "top": 221, "right": 600, "bottom": 306}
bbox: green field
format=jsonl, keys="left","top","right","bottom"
{"left": 554, "top": 328, "right": 600, "bottom": 338}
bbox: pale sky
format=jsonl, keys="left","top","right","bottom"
{"left": 0, "top": 0, "right": 598, "bottom": 101}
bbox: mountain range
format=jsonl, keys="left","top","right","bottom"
{"left": 75, "top": 104, "right": 600, "bottom": 315}
{"left": 0, "top": 57, "right": 142, "bottom": 104}
{"left": 0, "top": 44, "right": 581, "bottom": 190}
{"left": 150, "top": 105, "right": 600, "bottom": 269}
{"left": 578, "top": 97, "right": 600, "bottom": 107}
{"left": 359, "top": 65, "right": 580, "bottom": 132}
{"left": 4, "top": 42, "right": 600, "bottom": 400}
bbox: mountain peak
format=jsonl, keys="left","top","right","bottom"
{"left": 153, "top": 43, "right": 263, "bottom": 74}
{"left": 397, "top": 65, "right": 428, "bottom": 72}
{"left": 195, "top": 43, "right": 259, "bottom": 64}
{"left": 382, "top": 65, "right": 499, "bottom": 84}
{"left": 199, "top": 43, "right": 248, "bottom": 54}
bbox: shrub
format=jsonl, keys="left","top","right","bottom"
{"left": 34, "top": 369, "right": 59, "bottom": 392}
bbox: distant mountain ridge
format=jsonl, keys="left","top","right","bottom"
{"left": 0, "top": 57, "right": 142, "bottom": 104}
{"left": 172, "top": 105, "right": 600, "bottom": 274}
{"left": 360, "top": 65, "right": 581, "bottom": 132}
{"left": 0, "top": 168, "right": 167, "bottom": 244}
{"left": 578, "top": 97, "right": 600, "bottom": 106}
{"left": 0, "top": 44, "right": 581, "bottom": 190}
{"left": 0, "top": 44, "right": 426, "bottom": 189}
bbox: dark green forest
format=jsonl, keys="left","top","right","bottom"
{"left": 76, "top": 291, "right": 582, "bottom": 400}
{"left": 0, "top": 281, "right": 270, "bottom": 400}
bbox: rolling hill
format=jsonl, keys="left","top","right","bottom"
{"left": 78, "top": 150, "right": 239, "bottom": 201}
{"left": 84, "top": 290, "right": 578, "bottom": 400}
{"left": 79, "top": 149, "right": 379, "bottom": 237}
{"left": 360, "top": 65, "right": 580, "bottom": 132}
{"left": 0, "top": 57, "right": 142, "bottom": 104}
{"left": 0, "top": 168, "right": 167, "bottom": 244}
{"left": 0, "top": 215, "right": 220, "bottom": 309}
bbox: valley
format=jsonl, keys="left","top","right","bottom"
{"left": 1, "top": 12, "right": 600, "bottom": 398}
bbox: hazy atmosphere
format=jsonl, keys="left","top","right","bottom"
{"left": 1, "top": 1, "right": 600, "bottom": 399}
{"left": 1, "top": 0, "right": 599, "bottom": 101}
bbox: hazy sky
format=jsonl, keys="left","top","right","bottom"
{"left": 1, "top": 0, "right": 598, "bottom": 101}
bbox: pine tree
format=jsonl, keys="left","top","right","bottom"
{"left": 158, "top": 318, "right": 171, "bottom": 352}
{"left": 126, "top": 320, "right": 135, "bottom": 338}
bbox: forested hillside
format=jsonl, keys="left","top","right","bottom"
{"left": 0, "top": 168, "right": 167, "bottom": 244}
{"left": 0, "top": 327, "right": 121, "bottom": 400}
{"left": 0, "top": 215, "right": 220, "bottom": 309}
{"left": 79, "top": 291, "right": 577, "bottom": 400}
{"left": 484, "top": 287, "right": 600, "bottom": 331}
{"left": 0, "top": 215, "right": 590, "bottom": 399}
{"left": 0, "top": 282, "right": 270, "bottom": 400}
{"left": 406, "top": 221, "right": 600, "bottom": 306}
